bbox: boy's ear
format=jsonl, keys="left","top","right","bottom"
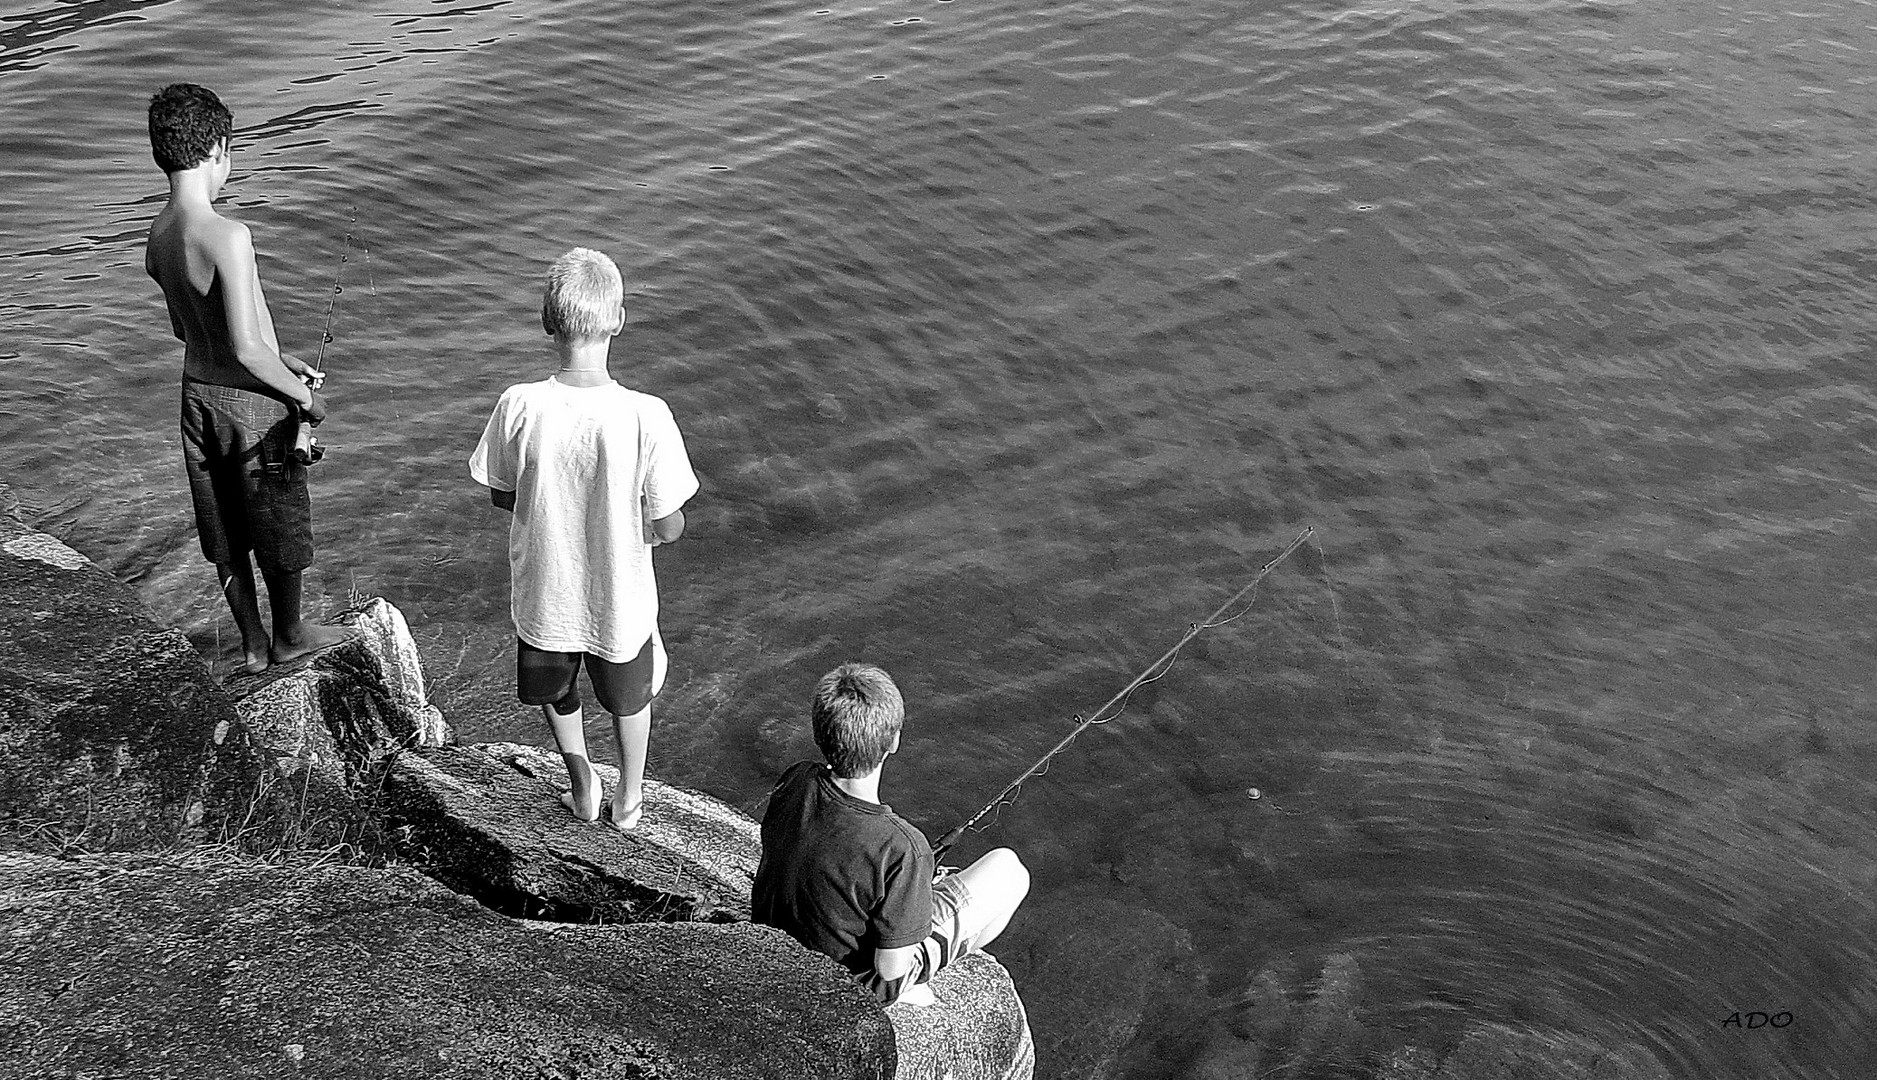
{"left": 609, "top": 303, "right": 626, "bottom": 337}
{"left": 889, "top": 730, "right": 902, "bottom": 755}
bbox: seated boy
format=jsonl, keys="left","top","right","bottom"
{"left": 145, "top": 83, "right": 348, "bottom": 674}
{"left": 470, "top": 247, "right": 698, "bottom": 829}
{"left": 753, "top": 663, "right": 1031, "bottom": 1006}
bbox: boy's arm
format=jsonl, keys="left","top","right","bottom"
{"left": 641, "top": 400, "right": 699, "bottom": 545}
{"left": 252, "top": 271, "right": 320, "bottom": 382}
{"left": 470, "top": 393, "right": 519, "bottom": 507}
{"left": 211, "top": 220, "right": 324, "bottom": 415}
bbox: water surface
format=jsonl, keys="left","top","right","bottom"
{"left": 4, "top": 0, "right": 1875, "bottom": 1076}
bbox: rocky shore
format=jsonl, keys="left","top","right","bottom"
{"left": 0, "top": 493, "right": 1030, "bottom": 1080}
{"left": 1, "top": 489, "right": 1672, "bottom": 1079}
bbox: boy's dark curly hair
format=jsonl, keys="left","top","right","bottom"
{"left": 148, "top": 83, "right": 232, "bottom": 174}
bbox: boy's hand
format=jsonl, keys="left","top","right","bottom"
{"left": 283, "top": 354, "right": 326, "bottom": 389}
{"left": 302, "top": 390, "right": 329, "bottom": 425}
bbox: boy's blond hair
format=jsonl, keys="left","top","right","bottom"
{"left": 541, "top": 247, "right": 624, "bottom": 340}
{"left": 811, "top": 664, "right": 905, "bottom": 778}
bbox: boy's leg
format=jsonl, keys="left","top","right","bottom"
{"left": 546, "top": 697, "right": 605, "bottom": 822}
{"left": 520, "top": 641, "right": 604, "bottom": 821}
{"left": 608, "top": 705, "right": 651, "bottom": 831}
{"left": 184, "top": 383, "right": 275, "bottom": 674}
{"left": 897, "top": 848, "right": 1031, "bottom": 1006}
{"left": 233, "top": 395, "right": 346, "bottom": 665}
{"left": 588, "top": 634, "right": 659, "bottom": 831}
{"left": 261, "top": 567, "right": 351, "bottom": 664}
{"left": 946, "top": 847, "right": 1032, "bottom": 953}
{"left": 215, "top": 556, "right": 270, "bottom": 674}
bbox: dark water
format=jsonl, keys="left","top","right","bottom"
{"left": 5, "top": 0, "right": 1876, "bottom": 1076}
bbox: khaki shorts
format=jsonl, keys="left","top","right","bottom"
{"left": 915, "top": 872, "right": 990, "bottom": 983}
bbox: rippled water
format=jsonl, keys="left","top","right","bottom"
{"left": 5, "top": 0, "right": 1876, "bottom": 1076}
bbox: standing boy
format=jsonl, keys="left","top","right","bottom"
{"left": 753, "top": 663, "right": 1031, "bottom": 1006}
{"left": 470, "top": 248, "right": 698, "bottom": 828}
{"left": 146, "top": 83, "right": 348, "bottom": 674}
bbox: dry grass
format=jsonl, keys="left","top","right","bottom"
{"left": 214, "top": 750, "right": 401, "bottom": 870}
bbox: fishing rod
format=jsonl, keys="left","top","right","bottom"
{"left": 293, "top": 209, "right": 369, "bottom": 466}
{"left": 933, "top": 525, "right": 1316, "bottom": 860}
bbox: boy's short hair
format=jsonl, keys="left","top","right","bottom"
{"left": 149, "top": 83, "right": 233, "bottom": 175}
{"left": 541, "top": 247, "right": 624, "bottom": 340}
{"left": 812, "top": 663, "right": 905, "bottom": 778}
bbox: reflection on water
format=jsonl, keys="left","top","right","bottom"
{"left": 4, "top": 0, "right": 1876, "bottom": 1076}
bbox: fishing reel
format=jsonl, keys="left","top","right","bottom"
{"left": 291, "top": 369, "right": 327, "bottom": 466}
{"left": 291, "top": 421, "right": 324, "bottom": 466}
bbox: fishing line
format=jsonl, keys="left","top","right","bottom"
{"left": 1309, "top": 532, "right": 1351, "bottom": 662}
{"left": 933, "top": 525, "right": 1317, "bottom": 859}
{"left": 313, "top": 206, "right": 374, "bottom": 374}
{"left": 295, "top": 207, "right": 374, "bottom": 465}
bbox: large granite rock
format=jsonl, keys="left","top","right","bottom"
{"left": 381, "top": 741, "right": 760, "bottom": 923}
{"left": 0, "top": 508, "right": 256, "bottom": 854}
{"left": 0, "top": 850, "right": 894, "bottom": 1080}
{"left": 888, "top": 952, "right": 1035, "bottom": 1080}
{"left": 1, "top": 480, "right": 1035, "bottom": 1080}
{"left": 380, "top": 741, "right": 1036, "bottom": 1079}
{"left": 223, "top": 598, "right": 451, "bottom": 856}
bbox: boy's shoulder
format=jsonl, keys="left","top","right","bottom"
{"left": 489, "top": 377, "right": 555, "bottom": 409}
{"left": 772, "top": 759, "right": 825, "bottom": 797}
{"left": 148, "top": 203, "right": 254, "bottom": 274}
{"left": 612, "top": 382, "right": 679, "bottom": 415}
{"left": 152, "top": 201, "right": 249, "bottom": 246}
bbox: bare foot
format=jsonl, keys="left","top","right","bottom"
{"left": 607, "top": 795, "right": 643, "bottom": 832}
{"left": 559, "top": 761, "right": 604, "bottom": 823}
{"left": 241, "top": 645, "right": 271, "bottom": 674}
{"left": 269, "top": 622, "right": 353, "bottom": 666}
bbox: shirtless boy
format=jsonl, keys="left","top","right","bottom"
{"left": 145, "top": 83, "right": 348, "bottom": 673}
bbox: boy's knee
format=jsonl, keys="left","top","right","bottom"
{"left": 979, "top": 847, "right": 1031, "bottom": 899}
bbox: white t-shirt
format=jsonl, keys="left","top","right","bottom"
{"left": 469, "top": 377, "right": 699, "bottom": 662}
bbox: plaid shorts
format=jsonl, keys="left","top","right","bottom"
{"left": 915, "top": 872, "right": 986, "bottom": 983}
{"left": 180, "top": 378, "right": 313, "bottom": 573}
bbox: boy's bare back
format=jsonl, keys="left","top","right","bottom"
{"left": 146, "top": 183, "right": 300, "bottom": 399}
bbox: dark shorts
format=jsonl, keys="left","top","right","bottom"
{"left": 180, "top": 378, "right": 313, "bottom": 574}
{"left": 517, "top": 634, "right": 658, "bottom": 717}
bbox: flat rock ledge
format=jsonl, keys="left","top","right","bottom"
{"left": 0, "top": 851, "right": 893, "bottom": 1080}
{"left": 382, "top": 741, "right": 760, "bottom": 923}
